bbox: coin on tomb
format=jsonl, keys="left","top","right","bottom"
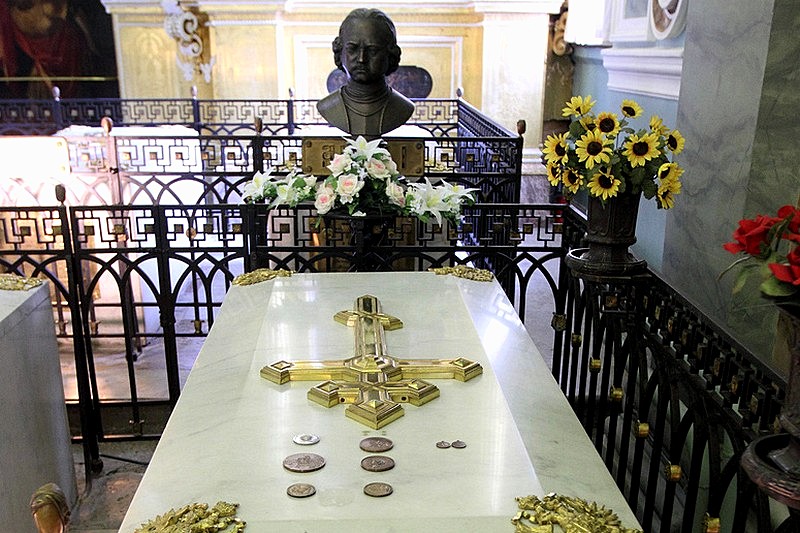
{"left": 436, "top": 441, "right": 451, "bottom": 449}
{"left": 451, "top": 440, "right": 467, "bottom": 449}
{"left": 283, "top": 453, "right": 326, "bottom": 473}
{"left": 287, "top": 483, "right": 316, "bottom": 498}
{"left": 363, "top": 482, "right": 393, "bottom": 498}
{"left": 293, "top": 433, "right": 320, "bottom": 445}
{"left": 359, "top": 436, "right": 393, "bottom": 453}
{"left": 361, "top": 455, "right": 395, "bottom": 472}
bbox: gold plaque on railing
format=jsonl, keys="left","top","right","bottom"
{"left": 301, "top": 138, "right": 348, "bottom": 176}
{"left": 386, "top": 140, "right": 424, "bottom": 177}
{"left": 301, "top": 138, "right": 424, "bottom": 177}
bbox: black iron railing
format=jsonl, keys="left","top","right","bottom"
{"left": 0, "top": 200, "right": 792, "bottom": 531}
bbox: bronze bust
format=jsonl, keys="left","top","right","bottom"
{"left": 317, "top": 9, "right": 415, "bottom": 138}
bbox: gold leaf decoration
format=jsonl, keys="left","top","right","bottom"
{"left": 0, "top": 273, "right": 44, "bottom": 291}
{"left": 512, "top": 494, "right": 642, "bottom": 533}
{"left": 232, "top": 268, "right": 293, "bottom": 286}
{"left": 134, "top": 501, "right": 245, "bottom": 532}
{"left": 428, "top": 265, "right": 494, "bottom": 282}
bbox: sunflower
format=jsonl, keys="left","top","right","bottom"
{"left": 545, "top": 161, "right": 562, "bottom": 186}
{"left": 588, "top": 167, "right": 621, "bottom": 201}
{"left": 575, "top": 129, "right": 612, "bottom": 170}
{"left": 562, "top": 95, "right": 596, "bottom": 118}
{"left": 656, "top": 178, "right": 682, "bottom": 209}
{"left": 666, "top": 130, "right": 685, "bottom": 154}
{"left": 620, "top": 99, "right": 643, "bottom": 119}
{"left": 622, "top": 132, "right": 660, "bottom": 167}
{"left": 579, "top": 115, "right": 596, "bottom": 132}
{"left": 657, "top": 162, "right": 684, "bottom": 185}
{"left": 542, "top": 133, "right": 569, "bottom": 165}
{"left": 649, "top": 115, "right": 668, "bottom": 136}
{"left": 596, "top": 112, "right": 621, "bottom": 137}
{"left": 562, "top": 167, "right": 583, "bottom": 194}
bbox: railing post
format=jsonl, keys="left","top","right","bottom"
{"left": 57, "top": 184, "right": 103, "bottom": 482}
{"left": 191, "top": 85, "right": 202, "bottom": 134}
{"left": 287, "top": 88, "right": 295, "bottom": 136}
{"left": 252, "top": 118, "right": 264, "bottom": 173}
{"left": 52, "top": 86, "right": 64, "bottom": 131}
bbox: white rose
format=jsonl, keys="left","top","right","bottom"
{"left": 314, "top": 185, "right": 336, "bottom": 214}
{"left": 328, "top": 153, "right": 352, "bottom": 175}
{"left": 385, "top": 181, "right": 406, "bottom": 207}
{"left": 366, "top": 157, "right": 392, "bottom": 179}
{"left": 335, "top": 174, "right": 365, "bottom": 204}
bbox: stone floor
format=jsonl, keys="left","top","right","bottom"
{"left": 69, "top": 440, "right": 157, "bottom": 532}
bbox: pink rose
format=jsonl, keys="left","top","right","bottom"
{"left": 385, "top": 181, "right": 406, "bottom": 207}
{"left": 327, "top": 153, "right": 352, "bottom": 175}
{"left": 335, "top": 175, "right": 364, "bottom": 203}
{"left": 366, "top": 157, "right": 394, "bottom": 179}
{"left": 314, "top": 185, "right": 336, "bottom": 214}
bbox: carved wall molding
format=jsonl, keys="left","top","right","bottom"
{"left": 161, "top": 1, "right": 215, "bottom": 83}
{"left": 601, "top": 46, "right": 683, "bottom": 100}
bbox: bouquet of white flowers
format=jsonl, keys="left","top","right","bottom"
{"left": 242, "top": 136, "right": 477, "bottom": 226}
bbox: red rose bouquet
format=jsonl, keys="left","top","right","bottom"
{"left": 722, "top": 204, "right": 800, "bottom": 303}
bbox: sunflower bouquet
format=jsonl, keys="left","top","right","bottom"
{"left": 542, "top": 96, "right": 685, "bottom": 209}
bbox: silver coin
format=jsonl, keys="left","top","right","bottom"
{"left": 363, "top": 482, "right": 393, "bottom": 498}
{"left": 451, "top": 440, "right": 467, "bottom": 449}
{"left": 359, "top": 436, "right": 393, "bottom": 453}
{"left": 287, "top": 483, "right": 316, "bottom": 498}
{"left": 293, "top": 433, "right": 320, "bottom": 445}
{"left": 283, "top": 453, "right": 326, "bottom": 473}
{"left": 360, "top": 455, "right": 395, "bottom": 472}
{"left": 436, "top": 441, "right": 451, "bottom": 449}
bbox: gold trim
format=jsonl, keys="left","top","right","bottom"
{"left": 429, "top": 265, "right": 494, "bottom": 282}
{"left": 232, "top": 268, "right": 292, "bottom": 286}
{"left": 133, "top": 501, "right": 244, "bottom": 532}
{"left": 0, "top": 273, "right": 44, "bottom": 291}
{"left": 512, "top": 493, "right": 642, "bottom": 533}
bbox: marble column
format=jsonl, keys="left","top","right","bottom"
{"left": 475, "top": 0, "right": 563, "bottom": 172}
{"left": 663, "top": 0, "right": 799, "bottom": 370}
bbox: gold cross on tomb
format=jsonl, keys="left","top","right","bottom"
{"left": 260, "top": 294, "right": 483, "bottom": 429}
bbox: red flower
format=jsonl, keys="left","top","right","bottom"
{"left": 769, "top": 247, "right": 800, "bottom": 286}
{"left": 722, "top": 214, "right": 781, "bottom": 257}
{"left": 777, "top": 205, "right": 800, "bottom": 243}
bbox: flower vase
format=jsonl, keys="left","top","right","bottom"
{"left": 566, "top": 190, "right": 647, "bottom": 277}
{"left": 321, "top": 212, "right": 394, "bottom": 271}
{"left": 741, "top": 307, "right": 800, "bottom": 510}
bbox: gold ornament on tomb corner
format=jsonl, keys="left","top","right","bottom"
{"left": 0, "top": 273, "right": 44, "bottom": 291}
{"left": 232, "top": 268, "right": 292, "bottom": 286}
{"left": 512, "top": 493, "right": 642, "bottom": 533}
{"left": 260, "top": 294, "right": 483, "bottom": 429}
{"left": 133, "top": 501, "right": 245, "bottom": 533}
{"left": 428, "top": 265, "right": 494, "bottom": 282}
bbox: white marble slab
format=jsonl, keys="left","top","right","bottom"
{"left": 120, "top": 272, "right": 639, "bottom": 531}
{"left": 0, "top": 282, "right": 76, "bottom": 533}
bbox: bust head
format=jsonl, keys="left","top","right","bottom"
{"left": 332, "top": 9, "right": 401, "bottom": 85}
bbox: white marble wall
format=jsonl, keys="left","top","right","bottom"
{"left": 662, "top": 0, "right": 798, "bottom": 369}
{"left": 0, "top": 283, "right": 76, "bottom": 532}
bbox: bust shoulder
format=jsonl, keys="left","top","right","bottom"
{"left": 381, "top": 89, "right": 415, "bottom": 134}
{"left": 316, "top": 90, "right": 348, "bottom": 131}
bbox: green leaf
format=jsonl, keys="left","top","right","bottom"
{"left": 760, "top": 276, "right": 798, "bottom": 298}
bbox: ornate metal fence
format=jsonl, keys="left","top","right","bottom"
{"left": 0, "top": 95, "right": 464, "bottom": 136}
{"left": 0, "top": 197, "right": 793, "bottom": 530}
{"left": 557, "top": 207, "right": 789, "bottom": 533}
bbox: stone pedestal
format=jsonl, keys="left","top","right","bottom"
{"left": 0, "top": 283, "right": 76, "bottom": 532}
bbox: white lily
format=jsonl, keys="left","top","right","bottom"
{"left": 407, "top": 178, "right": 450, "bottom": 225}
{"left": 347, "top": 135, "right": 389, "bottom": 161}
